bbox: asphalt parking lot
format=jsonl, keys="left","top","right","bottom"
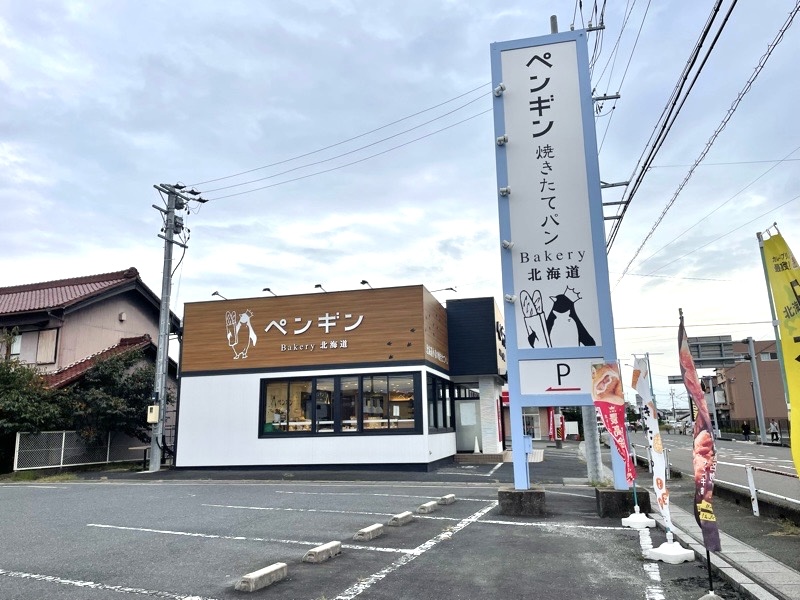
{"left": 0, "top": 472, "right": 747, "bottom": 600}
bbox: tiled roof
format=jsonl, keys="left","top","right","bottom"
{"left": 43, "top": 334, "right": 153, "bottom": 389}
{"left": 0, "top": 268, "right": 139, "bottom": 315}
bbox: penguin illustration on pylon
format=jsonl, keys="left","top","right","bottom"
{"left": 546, "top": 286, "right": 596, "bottom": 347}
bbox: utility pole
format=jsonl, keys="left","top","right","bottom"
{"left": 670, "top": 387, "right": 676, "bottom": 421}
{"left": 149, "top": 183, "right": 205, "bottom": 472}
{"left": 744, "top": 336, "right": 768, "bottom": 445}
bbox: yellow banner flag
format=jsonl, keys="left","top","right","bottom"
{"left": 761, "top": 233, "right": 800, "bottom": 473}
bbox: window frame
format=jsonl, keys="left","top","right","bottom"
{"left": 259, "top": 372, "right": 422, "bottom": 438}
{"left": 426, "top": 374, "right": 461, "bottom": 433}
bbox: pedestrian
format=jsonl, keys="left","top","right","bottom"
{"left": 742, "top": 421, "right": 751, "bottom": 442}
{"left": 768, "top": 419, "right": 780, "bottom": 442}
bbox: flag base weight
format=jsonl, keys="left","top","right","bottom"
{"left": 621, "top": 505, "right": 655, "bottom": 529}
{"left": 648, "top": 540, "right": 695, "bottom": 564}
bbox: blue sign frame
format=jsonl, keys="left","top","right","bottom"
{"left": 490, "top": 30, "right": 622, "bottom": 489}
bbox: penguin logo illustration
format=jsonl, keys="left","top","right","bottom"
{"left": 545, "top": 286, "right": 596, "bottom": 347}
{"left": 225, "top": 309, "right": 258, "bottom": 359}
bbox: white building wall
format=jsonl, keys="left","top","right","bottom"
{"left": 176, "top": 366, "right": 454, "bottom": 468}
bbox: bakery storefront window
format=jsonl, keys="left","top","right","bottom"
{"left": 428, "top": 376, "right": 472, "bottom": 432}
{"left": 260, "top": 373, "right": 420, "bottom": 436}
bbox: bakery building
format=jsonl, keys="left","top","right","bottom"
{"left": 174, "top": 286, "right": 507, "bottom": 469}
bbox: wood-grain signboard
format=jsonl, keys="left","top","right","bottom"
{"left": 181, "top": 285, "right": 449, "bottom": 374}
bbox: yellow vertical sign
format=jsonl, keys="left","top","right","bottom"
{"left": 761, "top": 233, "right": 800, "bottom": 473}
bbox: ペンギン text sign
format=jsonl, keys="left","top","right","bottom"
{"left": 492, "top": 30, "right": 617, "bottom": 408}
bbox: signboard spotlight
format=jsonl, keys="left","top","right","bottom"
{"left": 493, "top": 83, "right": 506, "bottom": 96}
{"left": 499, "top": 187, "right": 511, "bottom": 196}
{"left": 501, "top": 240, "right": 514, "bottom": 250}
{"left": 496, "top": 135, "right": 508, "bottom": 146}
{"left": 504, "top": 294, "right": 517, "bottom": 304}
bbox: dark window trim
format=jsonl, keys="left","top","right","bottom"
{"left": 426, "top": 373, "right": 459, "bottom": 433}
{"left": 258, "top": 371, "right": 422, "bottom": 438}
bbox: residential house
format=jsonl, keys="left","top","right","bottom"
{"left": 0, "top": 267, "right": 180, "bottom": 444}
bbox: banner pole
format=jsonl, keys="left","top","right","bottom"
{"left": 757, "top": 231, "right": 791, "bottom": 412}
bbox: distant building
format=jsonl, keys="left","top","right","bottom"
{"left": 714, "top": 340, "right": 789, "bottom": 428}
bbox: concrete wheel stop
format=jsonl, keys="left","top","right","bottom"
{"left": 595, "top": 487, "right": 651, "bottom": 518}
{"left": 498, "top": 486, "right": 546, "bottom": 516}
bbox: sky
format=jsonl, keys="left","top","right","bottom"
{"left": 2, "top": 1, "right": 800, "bottom": 412}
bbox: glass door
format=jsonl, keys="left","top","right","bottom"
{"left": 522, "top": 409, "right": 540, "bottom": 440}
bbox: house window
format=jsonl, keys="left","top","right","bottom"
{"left": 759, "top": 352, "right": 778, "bottom": 361}
{"left": 259, "top": 372, "right": 420, "bottom": 437}
{"left": 3, "top": 334, "right": 21, "bottom": 360}
{"left": 36, "top": 329, "right": 58, "bottom": 364}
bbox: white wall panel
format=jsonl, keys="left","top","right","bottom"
{"left": 176, "top": 369, "right": 451, "bottom": 467}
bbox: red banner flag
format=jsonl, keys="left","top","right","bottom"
{"left": 678, "top": 312, "right": 721, "bottom": 551}
{"left": 591, "top": 363, "right": 635, "bottom": 486}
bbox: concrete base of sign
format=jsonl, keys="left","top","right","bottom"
{"left": 621, "top": 505, "right": 656, "bottom": 529}
{"left": 595, "top": 487, "right": 651, "bottom": 518}
{"left": 497, "top": 486, "right": 546, "bottom": 516}
{"left": 647, "top": 540, "right": 695, "bottom": 564}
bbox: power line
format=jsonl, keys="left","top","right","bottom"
{"left": 605, "top": 0, "right": 729, "bottom": 250}
{"left": 635, "top": 144, "right": 800, "bottom": 270}
{"left": 640, "top": 191, "right": 800, "bottom": 277}
{"left": 616, "top": 320, "right": 771, "bottom": 330}
{"left": 597, "top": 0, "right": 652, "bottom": 152}
{"left": 651, "top": 158, "right": 800, "bottom": 168}
{"left": 201, "top": 92, "right": 490, "bottom": 194}
{"left": 189, "top": 82, "right": 490, "bottom": 187}
{"left": 205, "top": 109, "right": 492, "bottom": 201}
{"left": 592, "top": 0, "right": 636, "bottom": 89}
{"left": 615, "top": 0, "right": 799, "bottom": 280}
{"left": 612, "top": 271, "right": 729, "bottom": 282}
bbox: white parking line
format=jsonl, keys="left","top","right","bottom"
{"left": 1, "top": 485, "right": 66, "bottom": 489}
{"left": 0, "top": 567, "right": 214, "bottom": 599}
{"left": 478, "top": 519, "right": 627, "bottom": 530}
{"left": 202, "top": 503, "right": 397, "bottom": 517}
{"left": 333, "top": 501, "right": 498, "bottom": 600}
{"left": 434, "top": 466, "right": 504, "bottom": 478}
{"left": 275, "top": 490, "right": 487, "bottom": 502}
{"left": 87, "top": 524, "right": 414, "bottom": 554}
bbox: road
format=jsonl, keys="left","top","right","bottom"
{"left": 627, "top": 431, "right": 799, "bottom": 508}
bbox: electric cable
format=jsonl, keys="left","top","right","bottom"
{"left": 201, "top": 91, "right": 491, "bottom": 193}
{"left": 205, "top": 109, "right": 492, "bottom": 201}
{"left": 651, "top": 158, "right": 800, "bottom": 168}
{"left": 188, "top": 82, "right": 489, "bottom": 187}
{"left": 597, "top": 0, "right": 652, "bottom": 152}
{"left": 606, "top": 0, "right": 728, "bottom": 249}
{"left": 592, "top": 0, "right": 636, "bottom": 90}
{"left": 635, "top": 144, "right": 800, "bottom": 270}
{"left": 640, "top": 191, "right": 800, "bottom": 277}
{"left": 619, "top": 3, "right": 800, "bottom": 280}
{"left": 616, "top": 321, "right": 771, "bottom": 330}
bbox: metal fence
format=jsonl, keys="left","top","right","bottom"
{"left": 14, "top": 431, "right": 148, "bottom": 471}
{"left": 632, "top": 442, "right": 799, "bottom": 518}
